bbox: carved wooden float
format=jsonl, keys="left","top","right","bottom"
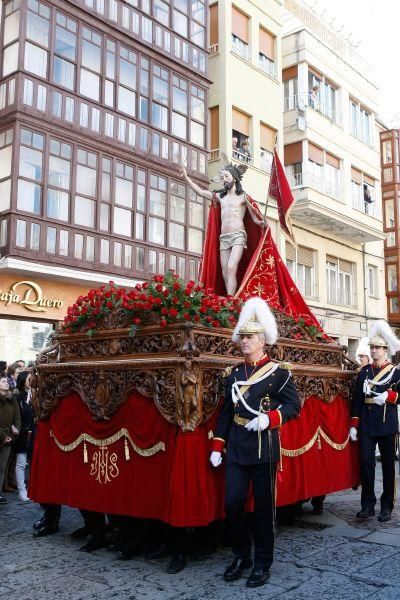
{"left": 32, "top": 321, "right": 357, "bottom": 432}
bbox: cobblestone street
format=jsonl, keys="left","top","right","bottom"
{"left": 1, "top": 467, "right": 400, "bottom": 600}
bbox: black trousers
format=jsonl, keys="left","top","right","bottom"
{"left": 359, "top": 433, "right": 396, "bottom": 511}
{"left": 225, "top": 462, "right": 276, "bottom": 569}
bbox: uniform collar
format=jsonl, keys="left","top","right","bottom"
{"left": 371, "top": 360, "right": 391, "bottom": 370}
{"left": 244, "top": 354, "right": 270, "bottom": 368}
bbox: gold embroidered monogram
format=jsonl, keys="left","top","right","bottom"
{"left": 90, "top": 446, "right": 119, "bottom": 484}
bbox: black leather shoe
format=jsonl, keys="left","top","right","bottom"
{"left": 246, "top": 567, "right": 271, "bottom": 588}
{"left": 166, "top": 554, "right": 187, "bottom": 574}
{"left": 33, "top": 523, "right": 59, "bottom": 537}
{"left": 118, "top": 544, "right": 141, "bottom": 560}
{"left": 71, "top": 525, "right": 91, "bottom": 540}
{"left": 33, "top": 516, "right": 46, "bottom": 531}
{"left": 378, "top": 509, "right": 392, "bottom": 523}
{"left": 145, "top": 543, "right": 170, "bottom": 560}
{"left": 356, "top": 508, "right": 375, "bottom": 519}
{"left": 79, "top": 537, "right": 108, "bottom": 552}
{"left": 223, "top": 557, "right": 253, "bottom": 582}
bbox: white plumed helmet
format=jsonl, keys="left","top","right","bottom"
{"left": 232, "top": 297, "right": 278, "bottom": 345}
{"left": 368, "top": 320, "right": 400, "bottom": 355}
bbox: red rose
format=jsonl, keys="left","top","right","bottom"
{"left": 183, "top": 301, "right": 191, "bottom": 309}
{"left": 199, "top": 306, "right": 207, "bottom": 314}
{"left": 155, "top": 284, "right": 163, "bottom": 292}
{"left": 173, "top": 282, "right": 180, "bottom": 290}
{"left": 142, "top": 282, "right": 149, "bottom": 289}
{"left": 161, "top": 307, "right": 168, "bottom": 315}
{"left": 193, "top": 315, "right": 200, "bottom": 322}
{"left": 163, "top": 289, "right": 170, "bottom": 297}
{"left": 133, "top": 318, "right": 141, "bottom": 324}
{"left": 169, "top": 308, "right": 178, "bottom": 317}
{"left": 212, "top": 320, "right": 219, "bottom": 327}
{"left": 172, "top": 296, "right": 179, "bottom": 304}
{"left": 160, "top": 319, "right": 167, "bottom": 327}
{"left": 187, "top": 280, "right": 195, "bottom": 288}
{"left": 135, "top": 283, "right": 142, "bottom": 290}
{"left": 183, "top": 313, "right": 190, "bottom": 320}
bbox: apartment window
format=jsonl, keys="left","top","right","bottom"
{"left": 54, "top": 13, "right": 77, "bottom": 91}
{"left": 0, "top": 129, "right": 13, "bottom": 212}
{"left": 173, "top": 8, "right": 188, "bottom": 37}
{"left": 382, "top": 139, "right": 393, "bottom": 164}
{"left": 209, "top": 3, "right": 218, "bottom": 51}
{"left": 154, "top": 0, "right": 169, "bottom": 26}
{"left": 384, "top": 197, "right": 395, "bottom": 229}
{"left": 18, "top": 128, "right": 44, "bottom": 214}
{"left": 367, "top": 264, "right": 378, "bottom": 297}
{"left": 259, "top": 27, "right": 275, "bottom": 78}
{"left": 286, "top": 243, "right": 316, "bottom": 299}
{"left": 283, "top": 67, "right": 298, "bottom": 111}
{"left": 352, "top": 168, "right": 376, "bottom": 216}
{"left": 231, "top": 6, "right": 249, "bottom": 60}
{"left": 190, "top": 85, "right": 205, "bottom": 146}
{"left": 350, "top": 99, "right": 372, "bottom": 145}
{"left": 24, "top": 1, "right": 49, "bottom": 79}
{"left": 172, "top": 76, "right": 188, "bottom": 138}
{"left": 232, "top": 108, "right": 250, "bottom": 159}
{"left": 47, "top": 138, "right": 72, "bottom": 222}
{"left": 387, "top": 264, "right": 397, "bottom": 292}
{"left": 3, "top": 5, "right": 20, "bottom": 46}
{"left": 308, "top": 71, "right": 338, "bottom": 123}
{"left": 326, "top": 256, "right": 355, "bottom": 307}
{"left": 118, "top": 47, "right": 137, "bottom": 117}
{"left": 307, "top": 144, "right": 340, "bottom": 199}
{"left": 260, "top": 123, "right": 275, "bottom": 173}
{"left": 188, "top": 190, "right": 203, "bottom": 253}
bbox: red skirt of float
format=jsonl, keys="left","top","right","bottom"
{"left": 29, "top": 390, "right": 359, "bottom": 525}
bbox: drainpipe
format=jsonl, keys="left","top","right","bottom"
{"left": 362, "top": 243, "right": 368, "bottom": 332}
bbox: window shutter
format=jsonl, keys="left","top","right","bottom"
{"left": 259, "top": 27, "right": 275, "bottom": 60}
{"left": 298, "top": 246, "right": 314, "bottom": 267}
{"left": 209, "top": 4, "right": 218, "bottom": 47}
{"left": 260, "top": 123, "right": 275, "bottom": 152}
{"left": 209, "top": 106, "right": 219, "bottom": 150}
{"left": 363, "top": 173, "right": 375, "bottom": 187}
{"left": 351, "top": 168, "right": 362, "bottom": 184}
{"left": 339, "top": 259, "right": 353, "bottom": 274}
{"left": 308, "top": 143, "right": 324, "bottom": 165}
{"left": 286, "top": 242, "right": 295, "bottom": 261}
{"left": 326, "top": 255, "right": 337, "bottom": 265}
{"left": 326, "top": 153, "right": 340, "bottom": 169}
{"left": 284, "top": 142, "right": 302, "bottom": 165}
{"left": 232, "top": 108, "right": 250, "bottom": 136}
{"left": 282, "top": 66, "right": 298, "bottom": 81}
{"left": 232, "top": 6, "right": 249, "bottom": 43}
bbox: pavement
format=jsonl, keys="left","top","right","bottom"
{"left": 1, "top": 464, "right": 400, "bottom": 600}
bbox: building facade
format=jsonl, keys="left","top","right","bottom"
{"left": 208, "top": 0, "right": 283, "bottom": 238}
{"left": 0, "top": 0, "right": 210, "bottom": 361}
{"left": 282, "top": 0, "right": 387, "bottom": 356}
{"left": 380, "top": 128, "right": 400, "bottom": 328}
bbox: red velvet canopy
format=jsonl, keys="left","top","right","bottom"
{"left": 199, "top": 196, "right": 320, "bottom": 325}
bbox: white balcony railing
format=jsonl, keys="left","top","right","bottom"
{"left": 231, "top": 35, "right": 251, "bottom": 62}
{"left": 352, "top": 192, "right": 380, "bottom": 219}
{"left": 258, "top": 55, "right": 277, "bottom": 80}
{"left": 209, "top": 43, "right": 219, "bottom": 55}
{"left": 232, "top": 149, "right": 253, "bottom": 165}
{"left": 209, "top": 148, "right": 220, "bottom": 160}
{"left": 283, "top": 93, "right": 342, "bottom": 126}
{"left": 286, "top": 169, "right": 341, "bottom": 200}
{"left": 327, "top": 288, "right": 357, "bottom": 308}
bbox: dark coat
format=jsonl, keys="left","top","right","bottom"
{"left": 214, "top": 361, "right": 301, "bottom": 465}
{"left": 14, "top": 390, "right": 34, "bottom": 453}
{"left": 0, "top": 392, "right": 21, "bottom": 447}
{"left": 351, "top": 363, "right": 400, "bottom": 437}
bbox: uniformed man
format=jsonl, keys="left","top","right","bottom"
{"left": 209, "top": 297, "right": 301, "bottom": 588}
{"left": 350, "top": 320, "right": 400, "bottom": 522}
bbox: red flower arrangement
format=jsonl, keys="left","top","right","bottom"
{"left": 61, "top": 271, "right": 243, "bottom": 336}
{"left": 292, "top": 314, "right": 330, "bottom": 343}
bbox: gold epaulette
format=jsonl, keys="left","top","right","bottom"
{"left": 222, "top": 366, "right": 233, "bottom": 378}
{"left": 280, "top": 362, "right": 293, "bottom": 371}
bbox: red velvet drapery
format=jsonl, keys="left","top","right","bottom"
{"left": 29, "top": 391, "right": 359, "bottom": 523}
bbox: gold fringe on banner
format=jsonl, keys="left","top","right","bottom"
{"left": 50, "top": 428, "right": 165, "bottom": 458}
{"left": 281, "top": 427, "right": 349, "bottom": 458}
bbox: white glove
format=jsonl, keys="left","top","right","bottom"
{"left": 210, "top": 451, "right": 222, "bottom": 467}
{"left": 349, "top": 427, "right": 358, "bottom": 442}
{"left": 245, "top": 414, "right": 270, "bottom": 432}
{"left": 372, "top": 392, "right": 388, "bottom": 405}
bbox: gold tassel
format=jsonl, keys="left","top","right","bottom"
{"left": 124, "top": 437, "right": 130, "bottom": 461}
{"left": 83, "top": 440, "right": 88, "bottom": 464}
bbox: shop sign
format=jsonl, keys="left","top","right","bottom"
{"left": 0, "top": 280, "right": 64, "bottom": 313}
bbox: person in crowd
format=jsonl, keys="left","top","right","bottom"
{"left": 232, "top": 136, "right": 239, "bottom": 159}
{"left": 14, "top": 371, "right": 34, "bottom": 502}
{"left": 15, "top": 360, "right": 26, "bottom": 370}
{"left": 308, "top": 84, "right": 319, "bottom": 109}
{"left": 350, "top": 321, "right": 400, "bottom": 523}
{"left": 0, "top": 377, "right": 20, "bottom": 505}
{"left": 0, "top": 361, "right": 7, "bottom": 378}
{"left": 7, "top": 365, "right": 20, "bottom": 389}
{"left": 240, "top": 140, "right": 252, "bottom": 163}
{"left": 209, "top": 297, "right": 301, "bottom": 588}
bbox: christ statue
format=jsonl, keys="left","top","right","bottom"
{"left": 179, "top": 159, "right": 266, "bottom": 296}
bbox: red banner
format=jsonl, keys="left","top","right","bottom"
{"left": 268, "top": 149, "right": 296, "bottom": 245}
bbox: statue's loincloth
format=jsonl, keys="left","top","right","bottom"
{"left": 219, "top": 229, "right": 247, "bottom": 251}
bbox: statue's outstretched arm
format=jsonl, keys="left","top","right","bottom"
{"left": 179, "top": 163, "right": 213, "bottom": 201}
